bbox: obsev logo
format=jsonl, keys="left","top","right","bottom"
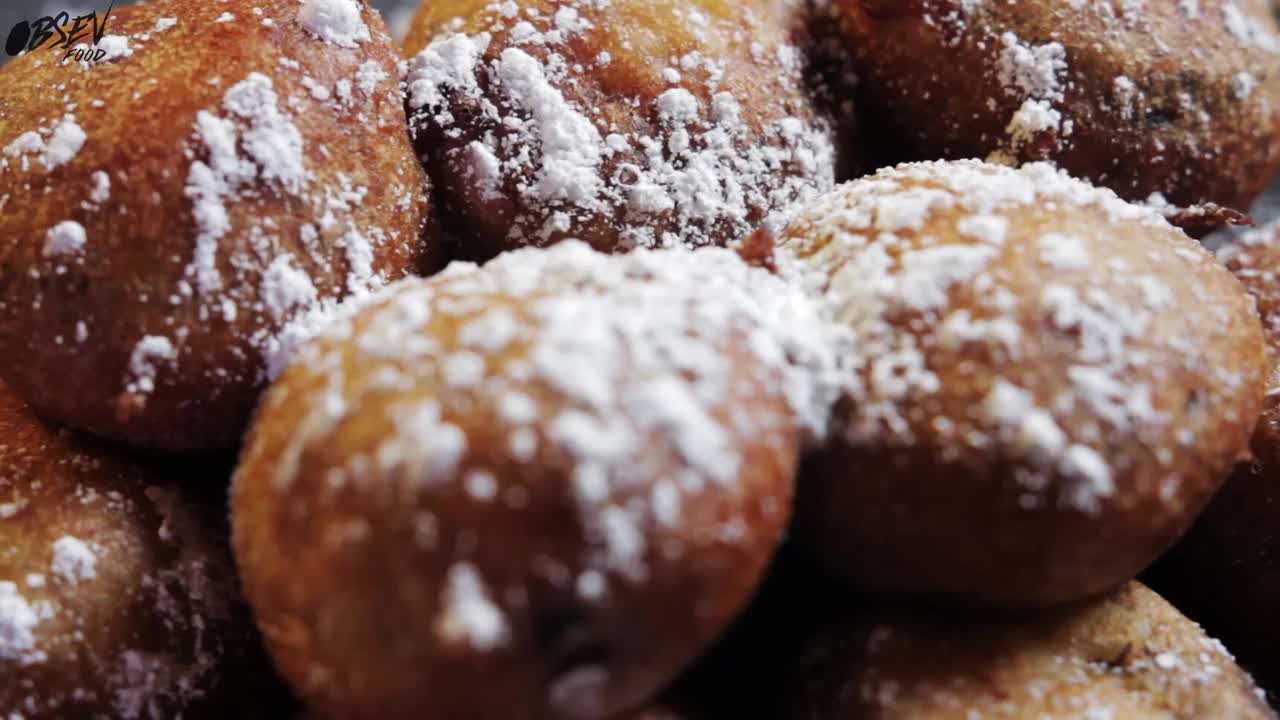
{"left": 5, "top": 3, "right": 116, "bottom": 61}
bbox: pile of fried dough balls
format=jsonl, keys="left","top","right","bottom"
{"left": 4, "top": 0, "right": 1280, "bottom": 717}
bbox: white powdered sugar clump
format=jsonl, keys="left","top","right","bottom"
{"left": 50, "top": 536, "right": 97, "bottom": 584}
{"left": 3, "top": 115, "right": 87, "bottom": 172}
{"left": 355, "top": 60, "right": 388, "bottom": 96}
{"left": 43, "top": 116, "right": 87, "bottom": 168}
{"left": 434, "top": 563, "right": 509, "bottom": 651}
{"left": 298, "top": 0, "right": 372, "bottom": 48}
{"left": 84, "top": 35, "right": 133, "bottom": 65}
{"left": 1003, "top": 98, "right": 1062, "bottom": 153}
{"left": 89, "top": 171, "right": 111, "bottom": 204}
{"left": 996, "top": 32, "right": 1067, "bottom": 102}
{"left": 405, "top": 0, "right": 835, "bottom": 249}
{"left": 0, "top": 581, "right": 41, "bottom": 662}
{"left": 125, "top": 335, "right": 177, "bottom": 395}
{"left": 260, "top": 255, "right": 320, "bottom": 322}
{"left": 43, "top": 220, "right": 87, "bottom": 258}
{"left": 494, "top": 47, "right": 605, "bottom": 205}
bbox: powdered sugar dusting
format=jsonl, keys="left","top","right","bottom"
{"left": 782, "top": 160, "right": 1246, "bottom": 515}
{"left": 125, "top": 335, "right": 177, "bottom": 396}
{"left": 174, "top": 68, "right": 406, "bottom": 386}
{"left": 405, "top": 0, "right": 835, "bottom": 251}
{"left": 434, "top": 563, "right": 509, "bottom": 651}
{"left": 266, "top": 240, "right": 843, "bottom": 604}
{"left": 185, "top": 72, "right": 309, "bottom": 297}
{"left": 298, "top": 0, "right": 372, "bottom": 48}
{"left": 49, "top": 536, "right": 98, "bottom": 584}
{"left": 81, "top": 35, "right": 133, "bottom": 65}
{"left": 3, "top": 115, "right": 87, "bottom": 172}
{"left": 0, "top": 581, "right": 41, "bottom": 663}
{"left": 42, "top": 221, "right": 87, "bottom": 258}
{"left": 997, "top": 32, "right": 1067, "bottom": 102}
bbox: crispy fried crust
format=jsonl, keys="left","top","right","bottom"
{"left": 0, "top": 0, "right": 433, "bottom": 451}
{"left": 1153, "top": 223, "right": 1280, "bottom": 692}
{"left": 0, "top": 382, "right": 279, "bottom": 719}
{"left": 784, "top": 160, "right": 1267, "bottom": 608}
{"left": 789, "top": 582, "right": 1276, "bottom": 720}
{"left": 402, "top": 0, "right": 837, "bottom": 260}
{"left": 831, "top": 0, "right": 1280, "bottom": 210}
{"left": 231, "top": 243, "right": 816, "bottom": 720}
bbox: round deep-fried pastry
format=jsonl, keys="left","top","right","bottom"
{"left": 831, "top": 0, "right": 1280, "bottom": 211}
{"left": 0, "top": 0, "right": 433, "bottom": 451}
{"left": 0, "top": 382, "right": 278, "bottom": 719}
{"left": 232, "top": 241, "right": 839, "bottom": 720}
{"left": 783, "top": 160, "right": 1267, "bottom": 608}
{"left": 789, "top": 582, "right": 1276, "bottom": 720}
{"left": 403, "top": 0, "right": 837, "bottom": 260}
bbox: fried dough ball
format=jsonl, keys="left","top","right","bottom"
{"left": 1152, "top": 222, "right": 1280, "bottom": 692}
{"left": 403, "top": 0, "right": 837, "bottom": 260}
{"left": 0, "top": 382, "right": 281, "bottom": 719}
{"left": 0, "top": 0, "right": 433, "bottom": 451}
{"left": 831, "top": 0, "right": 1280, "bottom": 211}
{"left": 232, "top": 241, "right": 839, "bottom": 720}
{"left": 783, "top": 160, "right": 1267, "bottom": 608}
{"left": 789, "top": 582, "right": 1276, "bottom": 720}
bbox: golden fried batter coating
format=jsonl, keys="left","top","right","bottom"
{"left": 832, "top": 0, "right": 1280, "bottom": 211}
{"left": 783, "top": 160, "right": 1267, "bottom": 608}
{"left": 0, "top": 382, "right": 279, "bottom": 719}
{"left": 232, "top": 242, "right": 840, "bottom": 720}
{"left": 403, "top": 0, "right": 837, "bottom": 260}
{"left": 0, "top": 0, "right": 433, "bottom": 451}
{"left": 1153, "top": 222, "right": 1280, "bottom": 692}
{"left": 790, "top": 582, "right": 1276, "bottom": 720}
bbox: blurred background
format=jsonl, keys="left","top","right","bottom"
{"left": 0, "top": 0, "right": 420, "bottom": 60}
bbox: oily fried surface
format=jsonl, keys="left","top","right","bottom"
{"left": 832, "top": 0, "right": 1280, "bottom": 211}
{"left": 784, "top": 160, "right": 1267, "bottom": 608}
{"left": 0, "top": 0, "right": 432, "bottom": 451}
{"left": 232, "top": 244, "right": 806, "bottom": 720}
{"left": 403, "top": 0, "right": 838, "bottom": 260}
{"left": 789, "top": 582, "right": 1276, "bottom": 720}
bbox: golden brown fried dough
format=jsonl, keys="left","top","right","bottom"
{"left": 0, "top": 0, "right": 433, "bottom": 451}
{"left": 1153, "top": 222, "right": 1280, "bottom": 692}
{"left": 0, "top": 382, "right": 279, "bottom": 719}
{"left": 403, "top": 0, "right": 837, "bottom": 260}
{"left": 783, "top": 160, "right": 1267, "bottom": 608}
{"left": 233, "top": 242, "right": 839, "bottom": 720}
{"left": 832, "top": 0, "right": 1280, "bottom": 211}
{"left": 790, "top": 582, "right": 1276, "bottom": 720}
